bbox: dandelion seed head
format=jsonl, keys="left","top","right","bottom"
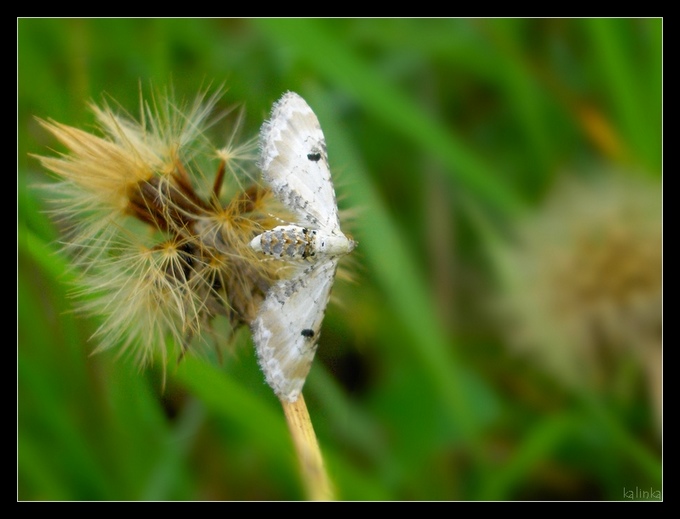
{"left": 37, "top": 87, "right": 282, "bottom": 368}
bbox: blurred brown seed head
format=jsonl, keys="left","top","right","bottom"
{"left": 495, "top": 171, "right": 661, "bottom": 429}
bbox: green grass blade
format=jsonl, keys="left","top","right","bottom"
{"left": 585, "top": 18, "right": 662, "bottom": 173}
{"left": 255, "top": 18, "right": 524, "bottom": 217}
{"left": 308, "top": 88, "right": 486, "bottom": 461}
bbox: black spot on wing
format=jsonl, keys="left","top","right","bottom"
{"left": 301, "top": 328, "right": 315, "bottom": 339}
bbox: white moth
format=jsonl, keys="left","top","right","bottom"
{"left": 250, "top": 92, "right": 356, "bottom": 402}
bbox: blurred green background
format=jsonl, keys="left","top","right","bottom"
{"left": 18, "top": 18, "right": 662, "bottom": 501}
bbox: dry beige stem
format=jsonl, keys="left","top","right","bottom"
{"left": 281, "top": 395, "right": 334, "bottom": 501}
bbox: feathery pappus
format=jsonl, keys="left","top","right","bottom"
{"left": 35, "top": 87, "right": 289, "bottom": 368}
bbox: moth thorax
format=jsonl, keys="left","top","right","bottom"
{"left": 251, "top": 225, "right": 315, "bottom": 259}
{"left": 314, "top": 231, "right": 355, "bottom": 256}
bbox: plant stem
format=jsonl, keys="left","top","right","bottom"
{"left": 280, "top": 395, "right": 334, "bottom": 500}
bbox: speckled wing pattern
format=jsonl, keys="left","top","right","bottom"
{"left": 251, "top": 92, "right": 352, "bottom": 402}
{"left": 258, "top": 92, "right": 342, "bottom": 232}
{"left": 252, "top": 259, "right": 338, "bottom": 401}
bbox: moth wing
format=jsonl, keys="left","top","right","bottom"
{"left": 251, "top": 259, "right": 338, "bottom": 402}
{"left": 259, "top": 92, "right": 341, "bottom": 232}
